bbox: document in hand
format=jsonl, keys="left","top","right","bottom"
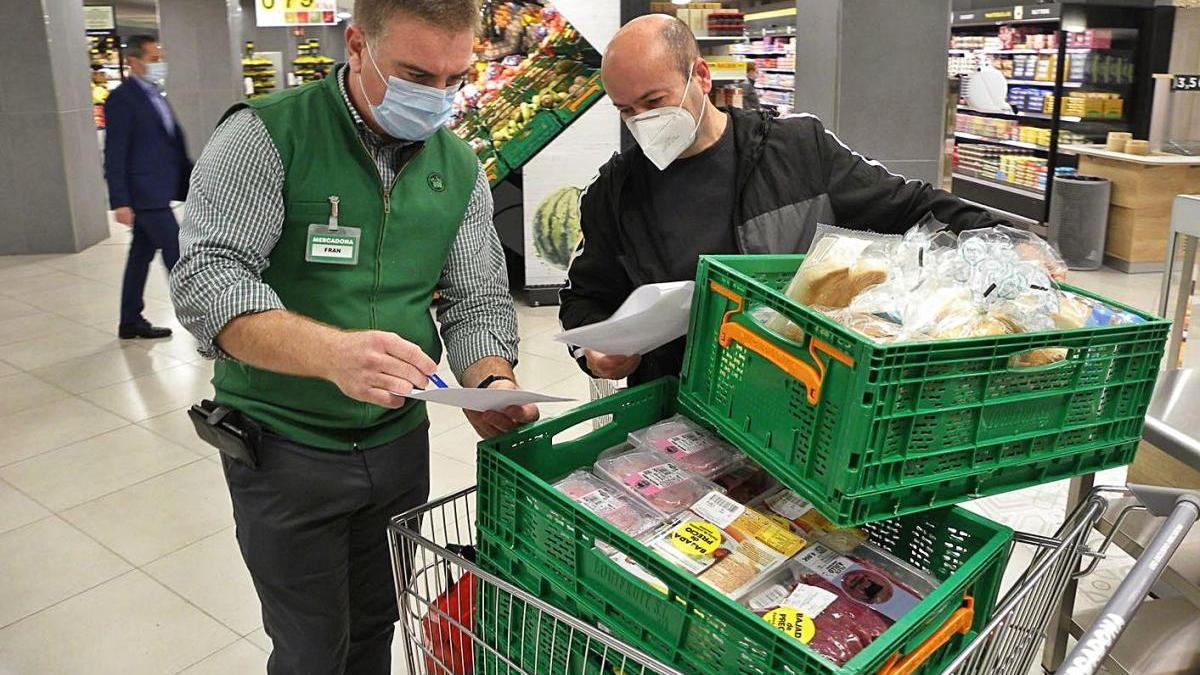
{"left": 405, "top": 387, "right": 574, "bottom": 412}
{"left": 554, "top": 281, "right": 695, "bottom": 356}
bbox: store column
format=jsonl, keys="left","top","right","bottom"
{"left": 794, "top": 0, "right": 952, "bottom": 184}
{"left": 157, "top": 0, "right": 243, "bottom": 158}
{"left": 0, "top": 0, "right": 109, "bottom": 254}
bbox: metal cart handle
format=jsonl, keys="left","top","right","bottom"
{"left": 1059, "top": 486, "right": 1200, "bottom": 675}
{"left": 878, "top": 596, "right": 976, "bottom": 675}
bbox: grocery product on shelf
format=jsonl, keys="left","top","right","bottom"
{"left": 292, "top": 39, "right": 335, "bottom": 85}
{"left": 627, "top": 414, "right": 743, "bottom": 479}
{"left": 242, "top": 42, "right": 276, "bottom": 98}
{"left": 553, "top": 469, "right": 664, "bottom": 538}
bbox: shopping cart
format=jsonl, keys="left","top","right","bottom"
{"left": 388, "top": 484, "right": 1200, "bottom": 675}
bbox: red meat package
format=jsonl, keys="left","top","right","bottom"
{"left": 744, "top": 561, "right": 892, "bottom": 667}
{"left": 713, "top": 460, "right": 778, "bottom": 504}
{"left": 553, "top": 470, "right": 663, "bottom": 538}
{"left": 627, "top": 415, "right": 743, "bottom": 478}
{"left": 594, "top": 449, "right": 719, "bottom": 517}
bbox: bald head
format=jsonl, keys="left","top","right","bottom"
{"left": 603, "top": 14, "right": 710, "bottom": 119}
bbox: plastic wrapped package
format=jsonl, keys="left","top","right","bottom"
{"left": 816, "top": 308, "right": 912, "bottom": 343}
{"left": 777, "top": 232, "right": 893, "bottom": 309}
{"left": 627, "top": 415, "right": 743, "bottom": 479}
{"left": 553, "top": 470, "right": 663, "bottom": 539}
{"left": 755, "top": 489, "right": 867, "bottom": 543}
{"left": 753, "top": 305, "right": 807, "bottom": 343}
{"left": 648, "top": 491, "right": 808, "bottom": 599}
{"left": 713, "top": 460, "right": 778, "bottom": 504}
{"left": 594, "top": 449, "right": 720, "bottom": 517}
{"left": 959, "top": 225, "right": 1068, "bottom": 282}
{"left": 742, "top": 559, "right": 893, "bottom": 666}
{"left": 1054, "top": 291, "right": 1146, "bottom": 328}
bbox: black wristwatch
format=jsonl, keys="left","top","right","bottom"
{"left": 476, "top": 374, "right": 515, "bottom": 389}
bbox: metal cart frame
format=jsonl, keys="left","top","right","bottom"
{"left": 389, "top": 484, "right": 1200, "bottom": 675}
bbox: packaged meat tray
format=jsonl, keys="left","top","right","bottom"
{"left": 792, "top": 540, "right": 936, "bottom": 622}
{"left": 712, "top": 460, "right": 778, "bottom": 504}
{"left": 594, "top": 449, "right": 720, "bottom": 517}
{"left": 552, "top": 470, "right": 663, "bottom": 539}
{"left": 627, "top": 414, "right": 743, "bottom": 478}
{"left": 743, "top": 559, "right": 893, "bottom": 667}
{"left": 647, "top": 491, "right": 808, "bottom": 599}
{"left": 756, "top": 488, "right": 867, "bottom": 548}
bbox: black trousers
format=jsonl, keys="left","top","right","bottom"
{"left": 221, "top": 422, "right": 431, "bottom": 675}
{"left": 119, "top": 207, "right": 180, "bottom": 325}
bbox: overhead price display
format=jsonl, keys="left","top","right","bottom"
{"left": 256, "top": 0, "right": 337, "bottom": 27}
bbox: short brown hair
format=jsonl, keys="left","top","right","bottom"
{"left": 354, "top": 0, "right": 481, "bottom": 40}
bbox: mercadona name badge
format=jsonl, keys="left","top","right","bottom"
{"left": 305, "top": 196, "right": 359, "bottom": 265}
{"left": 306, "top": 224, "right": 360, "bottom": 265}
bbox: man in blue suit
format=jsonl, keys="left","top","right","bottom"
{"left": 104, "top": 35, "right": 192, "bottom": 339}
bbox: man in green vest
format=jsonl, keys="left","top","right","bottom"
{"left": 170, "top": 1, "right": 537, "bottom": 672}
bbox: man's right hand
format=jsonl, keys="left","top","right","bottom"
{"left": 327, "top": 331, "right": 438, "bottom": 408}
{"left": 114, "top": 207, "right": 134, "bottom": 227}
{"left": 584, "top": 349, "right": 641, "bottom": 381}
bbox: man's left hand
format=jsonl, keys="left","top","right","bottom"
{"left": 464, "top": 378, "right": 540, "bottom": 438}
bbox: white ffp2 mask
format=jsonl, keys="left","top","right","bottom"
{"left": 624, "top": 69, "right": 706, "bottom": 171}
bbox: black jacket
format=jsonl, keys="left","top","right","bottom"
{"left": 559, "top": 108, "right": 1004, "bottom": 385}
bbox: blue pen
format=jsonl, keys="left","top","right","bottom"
{"left": 427, "top": 373, "right": 449, "bottom": 389}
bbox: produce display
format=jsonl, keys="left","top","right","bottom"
{"left": 450, "top": 1, "right": 604, "bottom": 186}
{"left": 765, "top": 223, "right": 1144, "bottom": 356}
{"left": 627, "top": 414, "right": 743, "bottom": 479}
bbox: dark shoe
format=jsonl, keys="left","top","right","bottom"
{"left": 119, "top": 321, "right": 173, "bottom": 339}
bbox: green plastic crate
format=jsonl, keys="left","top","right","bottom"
{"left": 680, "top": 255, "right": 1169, "bottom": 526}
{"left": 476, "top": 379, "right": 1013, "bottom": 675}
{"left": 496, "top": 110, "right": 564, "bottom": 172}
{"left": 552, "top": 71, "right": 606, "bottom": 125}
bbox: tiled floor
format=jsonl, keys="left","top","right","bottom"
{"left": 0, "top": 219, "right": 1178, "bottom": 674}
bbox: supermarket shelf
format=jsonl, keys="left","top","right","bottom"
{"left": 712, "top": 73, "right": 747, "bottom": 82}
{"left": 755, "top": 84, "right": 793, "bottom": 92}
{"left": 955, "top": 131, "right": 1045, "bottom": 151}
{"left": 1006, "top": 79, "right": 1084, "bottom": 88}
{"left": 696, "top": 36, "right": 745, "bottom": 44}
{"left": 762, "top": 68, "right": 793, "bottom": 73}
{"left": 952, "top": 172, "right": 1044, "bottom": 200}
{"left": 957, "top": 105, "right": 1083, "bottom": 123}
{"left": 736, "top": 50, "right": 790, "bottom": 57}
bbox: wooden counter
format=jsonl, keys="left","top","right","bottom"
{"left": 1061, "top": 144, "right": 1200, "bottom": 273}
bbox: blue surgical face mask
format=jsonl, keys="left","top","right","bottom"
{"left": 145, "top": 61, "right": 168, "bottom": 85}
{"left": 360, "top": 42, "right": 456, "bottom": 141}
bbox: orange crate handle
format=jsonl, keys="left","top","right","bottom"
{"left": 710, "top": 281, "right": 853, "bottom": 405}
{"left": 878, "top": 596, "right": 975, "bottom": 675}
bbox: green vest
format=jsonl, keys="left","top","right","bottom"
{"left": 213, "top": 73, "right": 477, "bottom": 451}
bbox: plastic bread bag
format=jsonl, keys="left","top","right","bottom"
{"left": 712, "top": 460, "right": 779, "bottom": 504}
{"left": 648, "top": 491, "right": 808, "bottom": 599}
{"left": 753, "top": 488, "right": 868, "bottom": 548}
{"left": 752, "top": 305, "right": 807, "bottom": 343}
{"left": 627, "top": 415, "right": 744, "bottom": 479}
{"left": 899, "top": 279, "right": 979, "bottom": 337}
{"left": 817, "top": 307, "right": 912, "bottom": 344}
{"left": 594, "top": 449, "right": 721, "bottom": 517}
{"left": 553, "top": 470, "right": 664, "bottom": 539}
{"left": 741, "top": 558, "right": 892, "bottom": 666}
{"left": 959, "top": 225, "right": 1068, "bottom": 283}
{"left": 1055, "top": 290, "right": 1146, "bottom": 328}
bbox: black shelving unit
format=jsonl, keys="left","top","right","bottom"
{"left": 946, "top": 2, "right": 1173, "bottom": 224}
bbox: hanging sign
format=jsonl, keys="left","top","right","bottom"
{"left": 84, "top": 6, "right": 116, "bottom": 31}
{"left": 256, "top": 0, "right": 337, "bottom": 27}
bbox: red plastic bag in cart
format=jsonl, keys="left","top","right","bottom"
{"left": 421, "top": 569, "right": 476, "bottom": 674}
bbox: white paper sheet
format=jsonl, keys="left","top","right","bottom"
{"left": 403, "top": 387, "right": 575, "bottom": 412}
{"left": 554, "top": 281, "right": 695, "bottom": 355}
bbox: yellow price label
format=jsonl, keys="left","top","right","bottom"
{"left": 670, "top": 521, "right": 723, "bottom": 557}
{"left": 763, "top": 607, "right": 816, "bottom": 644}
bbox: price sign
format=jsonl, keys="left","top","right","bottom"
{"left": 1172, "top": 74, "right": 1200, "bottom": 92}
{"left": 256, "top": 0, "right": 337, "bottom": 27}
{"left": 84, "top": 6, "right": 115, "bottom": 31}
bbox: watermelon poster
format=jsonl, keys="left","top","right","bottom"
{"left": 522, "top": 0, "right": 620, "bottom": 293}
